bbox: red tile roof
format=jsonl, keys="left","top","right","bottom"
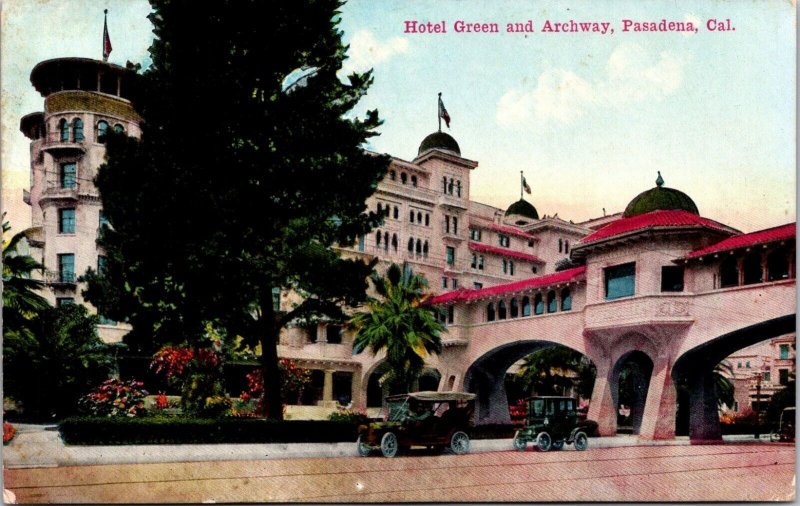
{"left": 428, "top": 266, "right": 587, "bottom": 305}
{"left": 469, "top": 242, "right": 544, "bottom": 264}
{"left": 486, "top": 223, "right": 536, "bottom": 239}
{"left": 579, "top": 210, "right": 736, "bottom": 245}
{"left": 683, "top": 223, "right": 796, "bottom": 260}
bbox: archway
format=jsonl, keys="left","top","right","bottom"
{"left": 365, "top": 361, "right": 405, "bottom": 408}
{"left": 611, "top": 351, "right": 654, "bottom": 435}
{"left": 673, "top": 314, "right": 795, "bottom": 442}
{"left": 417, "top": 368, "right": 442, "bottom": 392}
{"left": 464, "top": 340, "right": 595, "bottom": 425}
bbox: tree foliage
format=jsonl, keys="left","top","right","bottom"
{"left": 351, "top": 264, "right": 444, "bottom": 392}
{"left": 2, "top": 219, "right": 50, "bottom": 340}
{"left": 3, "top": 304, "right": 112, "bottom": 420}
{"left": 83, "top": 0, "right": 389, "bottom": 419}
{"left": 515, "top": 346, "right": 596, "bottom": 400}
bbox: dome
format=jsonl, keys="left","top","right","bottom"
{"left": 623, "top": 172, "right": 698, "bottom": 218}
{"left": 505, "top": 198, "right": 539, "bottom": 220}
{"left": 418, "top": 131, "right": 461, "bottom": 156}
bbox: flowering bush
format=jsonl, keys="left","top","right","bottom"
{"left": 328, "top": 407, "right": 369, "bottom": 425}
{"left": 3, "top": 422, "right": 17, "bottom": 444}
{"left": 151, "top": 346, "right": 225, "bottom": 416}
{"left": 80, "top": 379, "right": 149, "bottom": 417}
{"left": 240, "top": 359, "right": 312, "bottom": 413}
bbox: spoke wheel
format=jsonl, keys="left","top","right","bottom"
{"left": 357, "top": 435, "right": 371, "bottom": 457}
{"left": 536, "top": 432, "right": 552, "bottom": 452}
{"left": 380, "top": 432, "right": 399, "bottom": 458}
{"left": 512, "top": 430, "right": 527, "bottom": 451}
{"left": 551, "top": 440, "right": 564, "bottom": 451}
{"left": 450, "top": 431, "right": 470, "bottom": 455}
{"left": 573, "top": 431, "right": 588, "bottom": 451}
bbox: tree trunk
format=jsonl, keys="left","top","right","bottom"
{"left": 258, "top": 290, "right": 284, "bottom": 420}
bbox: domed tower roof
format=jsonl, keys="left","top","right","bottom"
{"left": 505, "top": 198, "right": 539, "bottom": 220}
{"left": 418, "top": 131, "right": 461, "bottom": 156}
{"left": 623, "top": 172, "right": 698, "bottom": 217}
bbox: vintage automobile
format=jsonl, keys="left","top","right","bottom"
{"left": 356, "top": 391, "right": 476, "bottom": 457}
{"left": 769, "top": 406, "right": 795, "bottom": 442}
{"left": 512, "top": 396, "right": 598, "bottom": 452}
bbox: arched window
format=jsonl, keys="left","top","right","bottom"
{"left": 561, "top": 288, "right": 572, "bottom": 311}
{"left": 767, "top": 247, "right": 791, "bottom": 281}
{"left": 393, "top": 206, "right": 398, "bottom": 219}
{"left": 423, "top": 241, "right": 428, "bottom": 257}
{"left": 390, "top": 170, "right": 396, "bottom": 181}
{"left": 377, "top": 203, "right": 383, "bottom": 215}
{"left": 113, "top": 123, "right": 124, "bottom": 134}
{"left": 425, "top": 214, "right": 430, "bottom": 226}
{"left": 442, "top": 176, "right": 447, "bottom": 193}
{"left": 547, "top": 291, "right": 557, "bottom": 313}
{"left": 391, "top": 234, "right": 398, "bottom": 251}
{"left": 497, "top": 300, "right": 507, "bottom": 320}
{"left": 742, "top": 252, "right": 763, "bottom": 285}
{"left": 720, "top": 256, "right": 739, "bottom": 288}
{"left": 565, "top": 240, "right": 570, "bottom": 253}
{"left": 487, "top": 303, "right": 495, "bottom": 322}
{"left": 97, "top": 120, "right": 109, "bottom": 143}
{"left": 522, "top": 296, "right": 531, "bottom": 316}
{"left": 401, "top": 172, "right": 407, "bottom": 184}
{"left": 534, "top": 293, "right": 544, "bottom": 315}
{"left": 408, "top": 238, "right": 414, "bottom": 252}
{"left": 411, "top": 175, "right": 417, "bottom": 187}
{"left": 417, "top": 211, "right": 422, "bottom": 223}
{"left": 409, "top": 210, "right": 415, "bottom": 223}
{"left": 509, "top": 261, "right": 515, "bottom": 276}
{"left": 416, "top": 239, "right": 422, "bottom": 254}
{"left": 376, "top": 230, "right": 382, "bottom": 247}
{"left": 448, "top": 178, "right": 454, "bottom": 194}
{"left": 72, "top": 118, "right": 84, "bottom": 142}
{"left": 502, "top": 259, "right": 508, "bottom": 274}
{"left": 510, "top": 298, "right": 519, "bottom": 318}
{"left": 456, "top": 180, "right": 462, "bottom": 197}
{"left": 59, "top": 118, "right": 69, "bottom": 142}
{"left": 559, "top": 239, "right": 563, "bottom": 253}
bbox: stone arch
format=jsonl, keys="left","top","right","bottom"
{"left": 611, "top": 350, "right": 654, "bottom": 435}
{"left": 418, "top": 368, "right": 442, "bottom": 392}
{"left": 672, "top": 314, "right": 795, "bottom": 442}
{"left": 364, "top": 361, "right": 405, "bottom": 408}
{"left": 464, "top": 339, "right": 596, "bottom": 425}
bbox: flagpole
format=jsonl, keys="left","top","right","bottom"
{"left": 437, "top": 92, "right": 442, "bottom": 133}
{"left": 520, "top": 171, "right": 523, "bottom": 200}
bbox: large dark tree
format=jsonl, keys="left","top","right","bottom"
{"left": 83, "top": 0, "right": 389, "bottom": 419}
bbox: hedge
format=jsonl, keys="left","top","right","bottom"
{"left": 59, "top": 417, "right": 360, "bottom": 445}
{"left": 59, "top": 417, "right": 519, "bottom": 445}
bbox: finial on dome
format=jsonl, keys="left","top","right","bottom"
{"left": 656, "top": 171, "right": 664, "bottom": 187}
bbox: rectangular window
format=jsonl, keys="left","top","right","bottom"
{"left": 357, "top": 235, "right": 365, "bottom": 252}
{"left": 471, "top": 254, "right": 477, "bottom": 269}
{"left": 445, "top": 216, "right": 450, "bottom": 233}
{"left": 58, "top": 253, "right": 75, "bottom": 283}
{"left": 661, "top": 266, "right": 684, "bottom": 292}
{"left": 56, "top": 297, "right": 74, "bottom": 306}
{"left": 98, "top": 255, "right": 107, "bottom": 274}
{"left": 58, "top": 208, "right": 76, "bottom": 233}
{"left": 780, "top": 344, "right": 789, "bottom": 360}
{"left": 60, "top": 163, "right": 77, "bottom": 189}
{"left": 473, "top": 282, "right": 483, "bottom": 289}
{"left": 605, "top": 262, "right": 636, "bottom": 300}
{"left": 447, "top": 305, "right": 454, "bottom": 324}
{"left": 779, "top": 369, "right": 789, "bottom": 385}
{"left": 502, "top": 259, "right": 508, "bottom": 274}
{"left": 498, "top": 235, "right": 510, "bottom": 247}
{"left": 764, "top": 371, "right": 771, "bottom": 383}
{"left": 98, "top": 314, "right": 117, "bottom": 326}
{"left": 478, "top": 256, "right": 484, "bottom": 270}
{"left": 509, "top": 261, "right": 515, "bottom": 276}
{"left": 470, "top": 228, "right": 482, "bottom": 241}
{"left": 451, "top": 278, "right": 458, "bottom": 289}
{"left": 442, "top": 277, "right": 448, "bottom": 288}
{"left": 452, "top": 217, "right": 458, "bottom": 235}
{"left": 446, "top": 246, "right": 455, "bottom": 266}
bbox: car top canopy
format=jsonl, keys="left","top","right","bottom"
{"left": 385, "top": 391, "right": 476, "bottom": 402}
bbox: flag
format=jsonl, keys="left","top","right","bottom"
{"left": 103, "top": 10, "right": 112, "bottom": 61}
{"left": 522, "top": 176, "right": 532, "bottom": 194}
{"left": 438, "top": 95, "right": 451, "bottom": 128}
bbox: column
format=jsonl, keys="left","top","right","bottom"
{"left": 322, "top": 369, "right": 334, "bottom": 407}
{"left": 639, "top": 356, "right": 677, "bottom": 440}
{"left": 688, "top": 370, "right": 723, "bottom": 443}
{"left": 350, "top": 369, "right": 363, "bottom": 408}
{"left": 587, "top": 361, "right": 617, "bottom": 436}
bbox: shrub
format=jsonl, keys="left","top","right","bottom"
{"left": 151, "top": 346, "right": 225, "bottom": 416}
{"left": 240, "top": 359, "right": 312, "bottom": 412}
{"left": 58, "top": 417, "right": 360, "bottom": 445}
{"left": 3, "top": 422, "right": 16, "bottom": 444}
{"left": 80, "top": 378, "right": 149, "bottom": 417}
{"left": 328, "top": 407, "right": 369, "bottom": 425}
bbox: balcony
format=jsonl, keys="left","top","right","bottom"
{"left": 41, "top": 131, "right": 87, "bottom": 154}
{"left": 40, "top": 181, "right": 99, "bottom": 203}
{"left": 438, "top": 193, "right": 468, "bottom": 210}
{"left": 584, "top": 294, "right": 694, "bottom": 334}
{"left": 45, "top": 269, "right": 77, "bottom": 287}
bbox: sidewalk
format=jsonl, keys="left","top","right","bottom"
{"left": 1, "top": 423, "right": 772, "bottom": 469}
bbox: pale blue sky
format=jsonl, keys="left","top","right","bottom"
{"left": 2, "top": 0, "right": 795, "bottom": 233}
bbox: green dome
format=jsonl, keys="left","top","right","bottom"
{"left": 623, "top": 172, "right": 698, "bottom": 217}
{"left": 418, "top": 132, "right": 461, "bottom": 156}
{"left": 505, "top": 199, "right": 539, "bottom": 220}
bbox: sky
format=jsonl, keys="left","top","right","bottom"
{"left": 1, "top": 0, "right": 795, "bottom": 234}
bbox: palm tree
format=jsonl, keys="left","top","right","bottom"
{"left": 351, "top": 264, "right": 444, "bottom": 393}
{"left": 516, "top": 346, "right": 596, "bottom": 400}
{"left": 714, "top": 360, "right": 735, "bottom": 409}
{"left": 2, "top": 219, "right": 50, "bottom": 339}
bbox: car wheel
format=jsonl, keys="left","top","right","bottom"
{"left": 536, "top": 432, "right": 552, "bottom": 452}
{"left": 450, "top": 431, "right": 470, "bottom": 455}
{"left": 380, "top": 432, "right": 399, "bottom": 458}
{"left": 512, "top": 430, "right": 527, "bottom": 451}
{"left": 573, "top": 431, "right": 588, "bottom": 451}
{"left": 357, "top": 435, "right": 371, "bottom": 457}
{"left": 551, "top": 440, "right": 564, "bottom": 451}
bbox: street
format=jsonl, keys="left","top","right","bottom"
{"left": 4, "top": 443, "right": 795, "bottom": 502}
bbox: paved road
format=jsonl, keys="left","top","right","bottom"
{"left": 4, "top": 443, "right": 794, "bottom": 502}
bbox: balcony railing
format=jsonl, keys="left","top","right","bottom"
{"left": 45, "top": 269, "right": 77, "bottom": 286}
{"left": 438, "top": 192, "right": 468, "bottom": 210}
{"left": 41, "top": 180, "right": 99, "bottom": 201}
{"left": 41, "top": 132, "right": 87, "bottom": 153}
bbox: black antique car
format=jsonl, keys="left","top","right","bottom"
{"left": 512, "top": 396, "right": 598, "bottom": 452}
{"left": 356, "top": 391, "right": 476, "bottom": 457}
